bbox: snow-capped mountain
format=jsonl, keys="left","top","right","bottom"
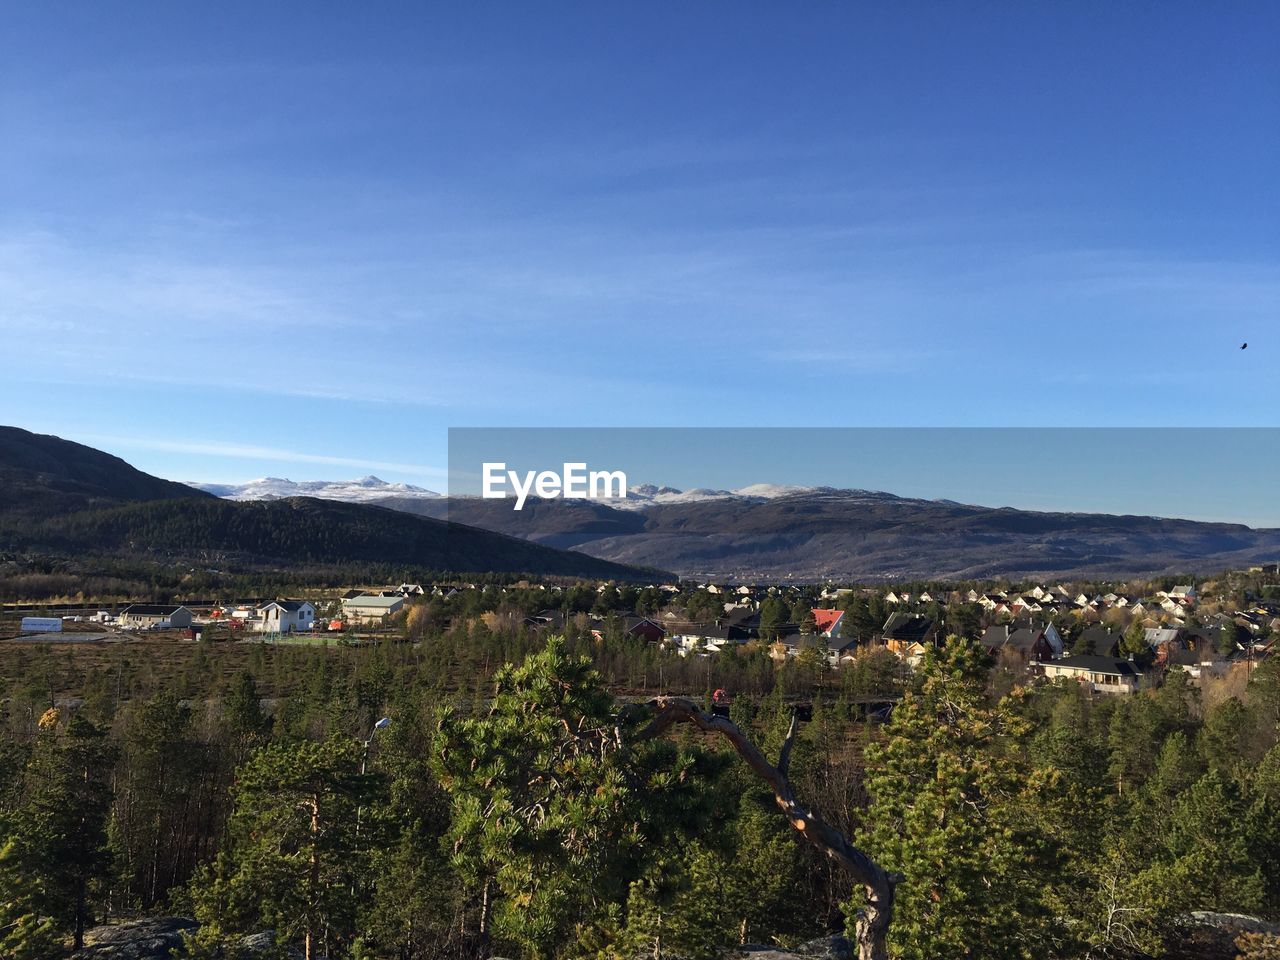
{"left": 192, "top": 476, "right": 823, "bottom": 509}
{"left": 609, "top": 482, "right": 818, "bottom": 510}
{"left": 188, "top": 476, "right": 442, "bottom": 504}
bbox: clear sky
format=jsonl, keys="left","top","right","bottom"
{"left": 1, "top": 3, "right": 1277, "bottom": 502}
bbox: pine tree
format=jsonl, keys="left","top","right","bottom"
{"left": 189, "top": 736, "right": 379, "bottom": 960}
{"left": 859, "top": 637, "right": 1064, "bottom": 960}
{"left": 0, "top": 834, "right": 58, "bottom": 960}
{"left": 434, "top": 637, "right": 703, "bottom": 959}
{"left": 8, "top": 710, "right": 116, "bottom": 950}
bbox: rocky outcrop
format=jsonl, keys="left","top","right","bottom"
{"left": 735, "top": 935, "right": 853, "bottom": 960}
{"left": 71, "top": 918, "right": 197, "bottom": 959}
{"left": 69, "top": 919, "right": 304, "bottom": 960}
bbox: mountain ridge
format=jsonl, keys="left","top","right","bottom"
{"left": 0, "top": 427, "right": 661, "bottom": 581}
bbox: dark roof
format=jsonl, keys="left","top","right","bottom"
{"left": 1080, "top": 625, "right": 1121, "bottom": 658}
{"left": 723, "top": 608, "right": 758, "bottom": 628}
{"left": 882, "top": 613, "right": 936, "bottom": 643}
{"left": 120, "top": 604, "right": 188, "bottom": 616}
{"left": 1051, "top": 655, "right": 1141, "bottom": 676}
{"left": 264, "top": 600, "right": 312, "bottom": 612}
{"left": 774, "top": 632, "right": 825, "bottom": 650}
{"left": 525, "top": 611, "right": 566, "bottom": 629}
{"left": 623, "top": 616, "right": 665, "bottom": 636}
{"left": 695, "top": 624, "right": 752, "bottom": 643}
{"left": 981, "top": 625, "right": 1010, "bottom": 649}
{"left": 1007, "top": 627, "right": 1047, "bottom": 654}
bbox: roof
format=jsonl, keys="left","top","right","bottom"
{"left": 1145, "top": 627, "right": 1182, "bottom": 646}
{"left": 120, "top": 604, "right": 189, "bottom": 616}
{"left": 981, "top": 625, "right": 1010, "bottom": 649}
{"left": 1007, "top": 627, "right": 1047, "bottom": 654}
{"left": 1080, "top": 625, "right": 1122, "bottom": 657}
{"left": 624, "top": 617, "right": 665, "bottom": 636}
{"left": 812, "top": 609, "right": 843, "bottom": 633}
{"left": 691, "top": 623, "right": 752, "bottom": 643}
{"left": 773, "top": 632, "right": 824, "bottom": 650}
{"left": 340, "top": 595, "right": 404, "bottom": 611}
{"left": 1047, "top": 655, "right": 1142, "bottom": 677}
{"left": 882, "top": 613, "right": 936, "bottom": 642}
{"left": 261, "top": 600, "right": 313, "bottom": 612}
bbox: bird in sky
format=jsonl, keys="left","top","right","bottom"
{"left": 1242, "top": 342, "right": 1248, "bottom": 350}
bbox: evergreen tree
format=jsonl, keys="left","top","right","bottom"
{"left": 0, "top": 833, "right": 58, "bottom": 960}
{"left": 1120, "top": 618, "right": 1148, "bottom": 660}
{"left": 189, "top": 736, "right": 379, "bottom": 960}
{"left": 435, "top": 637, "right": 706, "bottom": 959}
{"left": 7, "top": 709, "right": 116, "bottom": 950}
{"left": 859, "top": 638, "right": 1064, "bottom": 960}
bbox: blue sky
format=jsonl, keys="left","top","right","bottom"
{"left": 1, "top": 3, "right": 1277, "bottom": 505}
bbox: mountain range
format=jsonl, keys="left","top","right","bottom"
{"left": 197, "top": 474, "right": 1280, "bottom": 582}
{"left": 0, "top": 427, "right": 659, "bottom": 581}
{"left": 190, "top": 475, "right": 443, "bottom": 504}
{"left": 12, "top": 424, "right": 1280, "bottom": 583}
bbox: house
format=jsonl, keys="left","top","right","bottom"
{"left": 1161, "top": 645, "right": 1230, "bottom": 681}
{"left": 396, "top": 583, "right": 426, "bottom": 596}
{"left": 668, "top": 622, "right": 752, "bottom": 656}
{"left": 254, "top": 600, "right": 316, "bottom": 634}
{"left": 1041, "top": 655, "right": 1148, "bottom": 694}
{"left": 811, "top": 608, "right": 845, "bottom": 639}
{"left": 340, "top": 594, "right": 406, "bottom": 624}
{"left": 769, "top": 629, "right": 828, "bottom": 662}
{"left": 118, "top": 604, "right": 194, "bottom": 630}
{"left": 981, "top": 624, "right": 1012, "bottom": 655}
{"left": 524, "top": 610, "right": 567, "bottom": 631}
{"left": 881, "top": 613, "right": 938, "bottom": 663}
{"left": 982, "top": 621, "right": 1064, "bottom": 663}
{"left": 624, "top": 617, "right": 666, "bottom": 643}
{"left": 592, "top": 616, "right": 666, "bottom": 643}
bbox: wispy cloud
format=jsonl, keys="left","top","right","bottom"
{"left": 75, "top": 433, "right": 449, "bottom": 480}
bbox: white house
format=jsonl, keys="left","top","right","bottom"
{"left": 255, "top": 600, "right": 316, "bottom": 634}
{"left": 1041, "top": 655, "right": 1148, "bottom": 695}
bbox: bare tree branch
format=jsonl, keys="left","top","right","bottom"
{"left": 628, "top": 697, "right": 899, "bottom": 960}
{"left": 777, "top": 710, "right": 800, "bottom": 778}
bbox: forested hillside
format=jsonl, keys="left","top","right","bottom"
{"left": 0, "top": 427, "right": 662, "bottom": 581}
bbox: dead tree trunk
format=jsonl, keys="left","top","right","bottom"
{"left": 628, "top": 697, "right": 899, "bottom": 960}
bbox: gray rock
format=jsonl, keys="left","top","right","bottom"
{"left": 72, "top": 917, "right": 197, "bottom": 959}
{"left": 236, "top": 930, "right": 305, "bottom": 959}
{"left": 737, "top": 935, "right": 852, "bottom": 960}
{"left": 70, "top": 920, "right": 310, "bottom": 960}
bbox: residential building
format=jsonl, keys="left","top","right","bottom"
{"left": 1041, "top": 655, "right": 1148, "bottom": 694}
{"left": 340, "top": 594, "right": 406, "bottom": 624}
{"left": 255, "top": 600, "right": 316, "bottom": 634}
{"left": 118, "top": 604, "right": 194, "bottom": 630}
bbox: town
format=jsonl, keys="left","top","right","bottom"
{"left": 8, "top": 567, "right": 1279, "bottom": 701}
